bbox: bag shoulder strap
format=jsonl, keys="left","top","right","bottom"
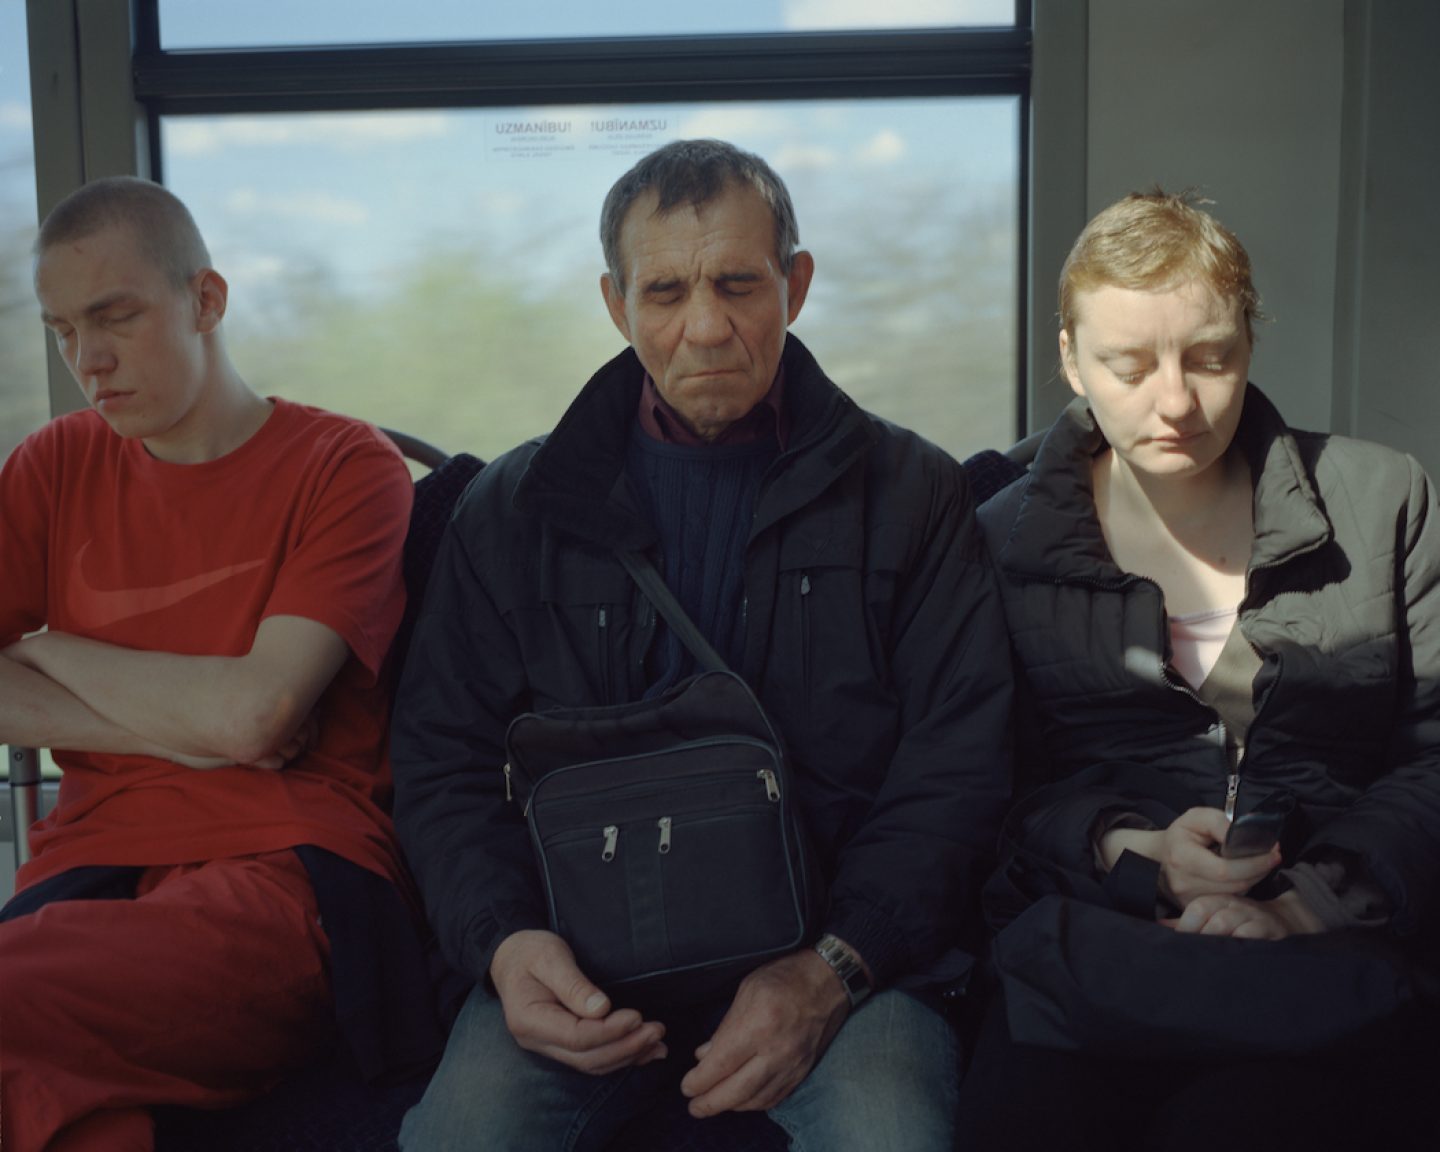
{"left": 615, "top": 549, "right": 729, "bottom": 674}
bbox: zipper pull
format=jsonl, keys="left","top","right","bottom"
{"left": 1224, "top": 773, "right": 1239, "bottom": 822}
{"left": 503, "top": 763, "right": 513, "bottom": 803}
{"left": 657, "top": 816, "right": 672, "bottom": 854}
{"left": 758, "top": 767, "right": 780, "bottom": 802}
{"left": 601, "top": 825, "right": 619, "bottom": 863}
{"left": 800, "top": 574, "right": 811, "bottom": 596}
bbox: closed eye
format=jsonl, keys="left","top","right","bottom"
{"left": 1186, "top": 340, "right": 1239, "bottom": 373}
{"left": 716, "top": 275, "right": 760, "bottom": 296}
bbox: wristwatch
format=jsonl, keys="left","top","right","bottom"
{"left": 813, "top": 933, "right": 872, "bottom": 1007}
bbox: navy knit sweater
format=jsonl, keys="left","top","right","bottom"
{"left": 626, "top": 424, "right": 778, "bottom": 695}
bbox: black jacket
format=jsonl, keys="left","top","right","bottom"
{"left": 392, "top": 336, "right": 1013, "bottom": 990}
{"left": 979, "top": 387, "right": 1440, "bottom": 938}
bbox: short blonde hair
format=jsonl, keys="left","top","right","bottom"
{"left": 36, "top": 176, "right": 211, "bottom": 291}
{"left": 1059, "top": 189, "right": 1262, "bottom": 343}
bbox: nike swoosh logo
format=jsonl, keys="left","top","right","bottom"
{"left": 67, "top": 541, "right": 268, "bottom": 630}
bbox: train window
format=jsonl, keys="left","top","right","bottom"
{"left": 1, "top": 1, "right": 50, "bottom": 791}
{"left": 157, "top": 1, "right": 1018, "bottom": 49}
{"left": 161, "top": 96, "right": 1020, "bottom": 463}
{"left": 0, "top": 0, "right": 47, "bottom": 466}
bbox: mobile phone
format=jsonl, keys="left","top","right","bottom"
{"left": 1221, "top": 791, "right": 1295, "bottom": 859}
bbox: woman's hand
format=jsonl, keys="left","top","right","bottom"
{"left": 1099, "top": 806, "right": 1280, "bottom": 908}
{"left": 1168, "top": 889, "right": 1323, "bottom": 939}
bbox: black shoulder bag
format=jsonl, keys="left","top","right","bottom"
{"left": 503, "top": 551, "right": 821, "bottom": 1009}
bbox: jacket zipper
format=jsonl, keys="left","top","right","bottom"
{"left": 799, "top": 573, "right": 812, "bottom": 715}
{"left": 1226, "top": 545, "right": 1310, "bottom": 798}
{"left": 1214, "top": 543, "right": 1314, "bottom": 816}
{"left": 1145, "top": 579, "right": 1238, "bottom": 812}
{"left": 596, "top": 606, "right": 611, "bottom": 704}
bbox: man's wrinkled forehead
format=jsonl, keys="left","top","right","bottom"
{"left": 617, "top": 186, "right": 779, "bottom": 279}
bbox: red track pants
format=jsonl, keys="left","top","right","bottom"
{"left": 0, "top": 850, "right": 332, "bottom": 1152}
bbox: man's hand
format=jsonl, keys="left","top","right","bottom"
{"left": 488, "top": 930, "right": 666, "bottom": 1075}
{"left": 267, "top": 712, "right": 321, "bottom": 768}
{"left": 681, "top": 947, "right": 850, "bottom": 1118}
{"left": 1101, "top": 807, "right": 1280, "bottom": 908}
{"left": 1167, "top": 889, "right": 1323, "bottom": 939}
{"left": 163, "top": 715, "right": 317, "bottom": 771}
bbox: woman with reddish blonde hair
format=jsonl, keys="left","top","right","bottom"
{"left": 960, "top": 191, "right": 1440, "bottom": 1150}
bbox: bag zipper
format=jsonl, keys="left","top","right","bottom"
{"left": 572, "top": 802, "right": 784, "bottom": 863}
{"left": 514, "top": 733, "right": 781, "bottom": 810}
{"left": 529, "top": 753, "right": 785, "bottom": 817}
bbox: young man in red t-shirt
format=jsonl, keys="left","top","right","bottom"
{"left": 0, "top": 177, "right": 413, "bottom": 1152}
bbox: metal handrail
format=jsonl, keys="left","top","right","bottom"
{"left": 8, "top": 745, "right": 40, "bottom": 870}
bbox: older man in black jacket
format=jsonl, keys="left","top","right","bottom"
{"left": 391, "top": 138, "right": 1012, "bottom": 1151}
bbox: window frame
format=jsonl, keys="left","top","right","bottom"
{"left": 130, "top": 1, "right": 1033, "bottom": 438}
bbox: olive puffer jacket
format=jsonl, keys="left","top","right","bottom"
{"left": 393, "top": 336, "right": 1014, "bottom": 990}
{"left": 978, "top": 385, "right": 1440, "bottom": 938}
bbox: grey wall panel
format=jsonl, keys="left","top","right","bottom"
{"left": 1343, "top": 1, "right": 1440, "bottom": 479}
{"left": 1083, "top": 0, "right": 1346, "bottom": 434}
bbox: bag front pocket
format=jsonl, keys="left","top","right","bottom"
{"left": 528, "top": 748, "right": 806, "bottom": 988}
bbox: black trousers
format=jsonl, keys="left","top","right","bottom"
{"left": 954, "top": 989, "right": 1440, "bottom": 1152}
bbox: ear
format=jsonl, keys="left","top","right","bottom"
{"left": 1059, "top": 328, "right": 1084, "bottom": 397}
{"left": 600, "top": 273, "right": 632, "bottom": 343}
{"left": 193, "top": 268, "right": 229, "bottom": 334}
{"left": 784, "top": 250, "right": 815, "bottom": 325}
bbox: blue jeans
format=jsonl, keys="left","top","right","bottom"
{"left": 399, "top": 984, "right": 959, "bottom": 1152}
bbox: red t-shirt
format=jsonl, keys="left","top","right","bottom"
{"left": 1, "top": 399, "right": 413, "bottom": 891}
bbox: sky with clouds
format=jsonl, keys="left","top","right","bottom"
{"left": 157, "top": 0, "right": 1015, "bottom": 46}
{"left": 158, "top": 95, "right": 1017, "bottom": 308}
{"left": 1, "top": 0, "right": 35, "bottom": 219}
{"left": 3, "top": 1, "right": 1018, "bottom": 301}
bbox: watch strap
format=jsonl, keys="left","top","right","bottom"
{"left": 814, "top": 932, "right": 872, "bottom": 1007}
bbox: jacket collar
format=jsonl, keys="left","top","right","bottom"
{"left": 998, "top": 384, "right": 1331, "bottom": 582}
{"left": 513, "top": 334, "right": 877, "bottom": 550}
{"left": 1232, "top": 386, "right": 1332, "bottom": 571}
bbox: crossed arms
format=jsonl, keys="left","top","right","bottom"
{"left": 1, "top": 615, "right": 348, "bottom": 770}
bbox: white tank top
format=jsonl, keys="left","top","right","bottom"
{"left": 1168, "top": 605, "right": 1239, "bottom": 689}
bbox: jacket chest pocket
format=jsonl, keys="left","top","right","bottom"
{"left": 511, "top": 560, "right": 639, "bottom": 709}
{"left": 773, "top": 528, "right": 874, "bottom": 732}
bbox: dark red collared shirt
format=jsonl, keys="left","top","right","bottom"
{"left": 637, "top": 369, "right": 788, "bottom": 449}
